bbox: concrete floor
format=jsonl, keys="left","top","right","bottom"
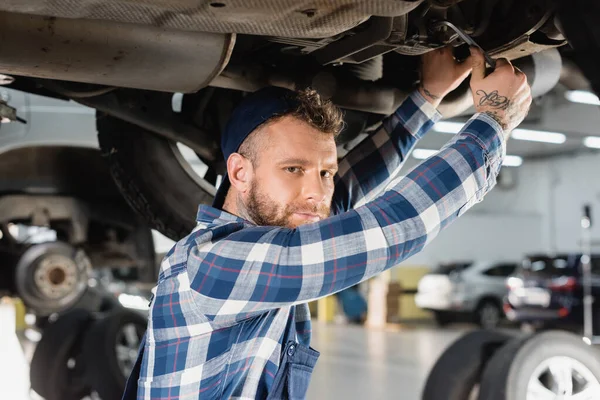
{"left": 0, "top": 301, "right": 482, "bottom": 400}
{"left": 307, "top": 323, "right": 468, "bottom": 400}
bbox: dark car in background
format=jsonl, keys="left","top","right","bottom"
{"left": 504, "top": 253, "right": 600, "bottom": 333}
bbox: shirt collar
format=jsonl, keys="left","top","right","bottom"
{"left": 196, "top": 204, "right": 247, "bottom": 225}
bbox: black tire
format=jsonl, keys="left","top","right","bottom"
{"left": 478, "top": 330, "right": 600, "bottom": 400}
{"left": 82, "top": 308, "right": 147, "bottom": 400}
{"left": 30, "top": 308, "right": 94, "bottom": 400}
{"left": 97, "top": 114, "right": 216, "bottom": 241}
{"left": 422, "top": 330, "right": 513, "bottom": 400}
{"left": 558, "top": 0, "right": 600, "bottom": 96}
{"left": 434, "top": 311, "right": 453, "bottom": 327}
{"left": 475, "top": 300, "right": 502, "bottom": 330}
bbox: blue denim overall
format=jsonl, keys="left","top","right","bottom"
{"left": 122, "top": 332, "right": 319, "bottom": 399}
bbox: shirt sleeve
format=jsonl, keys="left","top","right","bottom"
{"left": 185, "top": 112, "right": 506, "bottom": 318}
{"left": 331, "top": 90, "right": 442, "bottom": 213}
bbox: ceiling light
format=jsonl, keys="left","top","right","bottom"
{"left": 412, "top": 149, "right": 438, "bottom": 159}
{"left": 565, "top": 90, "right": 600, "bottom": 106}
{"left": 435, "top": 122, "right": 566, "bottom": 145}
{"left": 413, "top": 149, "right": 523, "bottom": 167}
{"left": 511, "top": 129, "right": 566, "bottom": 144}
{"left": 584, "top": 136, "right": 600, "bottom": 149}
{"left": 433, "top": 121, "right": 464, "bottom": 134}
{"left": 503, "top": 155, "right": 523, "bottom": 167}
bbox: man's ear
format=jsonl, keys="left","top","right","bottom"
{"left": 227, "top": 153, "right": 253, "bottom": 194}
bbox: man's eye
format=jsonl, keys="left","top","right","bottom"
{"left": 286, "top": 167, "right": 300, "bottom": 173}
{"left": 321, "top": 170, "right": 333, "bottom": 178}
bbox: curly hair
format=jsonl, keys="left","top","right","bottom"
{"left": 238, "top": 87, "right": 344, "bottom": 165}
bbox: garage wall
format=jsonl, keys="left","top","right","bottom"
{"left": 401, "top": 150, "right": 600, "bottom": 269}
{"left": 541, "top": 151, "right": 600, "bottom": 252}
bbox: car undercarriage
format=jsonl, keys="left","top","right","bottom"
{"left": 0, "top": 0, "right": 595, "bottom": 240}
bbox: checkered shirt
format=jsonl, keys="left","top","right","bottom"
{"left": 137, "top": 90, "right": 505, "bottom": 399}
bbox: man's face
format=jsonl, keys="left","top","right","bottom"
{"left": 244, "top": 116, "right": 338, "bottom": 228}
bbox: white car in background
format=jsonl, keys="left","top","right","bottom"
{"left": 415, "top": 260, "right": 519, "bottom": 329}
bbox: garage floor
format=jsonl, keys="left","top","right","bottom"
{"left": 307, "top": 323, "right": 468, "bottom": 400}
{"left": 0, "top": 301, "right": 481, "bottom": 400}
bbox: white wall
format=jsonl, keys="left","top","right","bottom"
{"left": 402, "top": 150, "right": 600, "bottom": 268}
{"left": 544, "top": 151, "right": 600, "bottom": 252}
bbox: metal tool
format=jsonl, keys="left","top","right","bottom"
{"left": 431, "top": 20, "right": 496, "bottom": 70}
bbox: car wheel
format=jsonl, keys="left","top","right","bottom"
{"left": 558, "top": 0, "right": 600, "bottom": 97}
{"left": 477, "top": 330, "right": 600, "bottom": 400}
{"left": 15, "top": 242, "right": 91, "bottom": 316}
{"left": 30, "top": 308, "right": 93, "bottom": 400}
{"left": 422, "top": 330, "right": 513, "bottom": 400}
{"left": 476, "top": 301, "right": 502, "bottom": 330}
{"left": 434, "top": 311, "right": 452, "bottom": 327}
{"left": 82, "top": 308, "right": 147, "bottom": 400}
{"left": 97, "top": 113, "right": 221, "bottom": 241}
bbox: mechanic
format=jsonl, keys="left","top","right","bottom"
{"left": 123, "top": 47, "right": 531, "bottom": 400}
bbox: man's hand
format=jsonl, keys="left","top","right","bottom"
{"left": 419, "top": 46, "right": 473, "bottom": 108}
{"left": 470, "top": 48, "right": 532, "bottom": 133}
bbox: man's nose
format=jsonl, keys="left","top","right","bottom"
{"left": 303, "top": 172, "right": 327, "bottom": 204}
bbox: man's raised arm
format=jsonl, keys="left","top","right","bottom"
{"left": 332, "top": 47, "right": 474, "bottom": 212}
{"left": 185, "top": 49, "right": 532, "bottom": 318}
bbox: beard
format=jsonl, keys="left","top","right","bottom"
{"left": 243, "top": 180, "right": 330, "bottom": 228}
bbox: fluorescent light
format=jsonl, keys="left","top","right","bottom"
{"left": 413, "top": 148, "right": 523, "bottom": 167}
{"left": 503, "top": 155, "right": 523, "bottom": 167}
{"left": 412, "top": 149, "right": 438, "bottom": 159}
{"left": 436, "top": 122, "right": 566, "bottom": 145}
{"left": 565, "top": 90, "right": 600, "bottom": 106}
{"left": 433, "top": 121, "right": 464, "bottom": 134}
{"left": 584, "top": 136, "right": 600, "bottom": 149}
{"left": 511, "top": 129, "right": 566, "bottom": 144}
{"left": 118, "top": 293, "right": 150, "bottom": 311}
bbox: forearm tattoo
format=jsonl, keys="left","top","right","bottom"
{"left": 476, "top": 90, "right": 510, "bottom": 110}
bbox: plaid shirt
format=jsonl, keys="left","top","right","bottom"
{"left": 138, "top": 91, "right": 505, "bottom": 399}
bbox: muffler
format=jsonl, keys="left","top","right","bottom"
{"left": 0, "top": 11, "right": 235, "bottom": 93}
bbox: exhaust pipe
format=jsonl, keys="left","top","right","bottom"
{"left": 0, "top": 11, "right": 235, "bottom": 93}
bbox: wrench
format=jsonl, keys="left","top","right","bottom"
{"left": 431, "top": 20, "right": 496, "bottom": 70}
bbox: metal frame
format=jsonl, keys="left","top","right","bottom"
{"left": 580, "top": 205, "right": 599, "bottom": 344}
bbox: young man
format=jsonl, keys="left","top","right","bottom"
{"left": 125, "top": 48, "right": 531, "bottom": 399}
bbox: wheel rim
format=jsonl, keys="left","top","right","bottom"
{"left": 24, "top": 248, "right": 90, "bottom": 313}
{"left": 115, "top": 322, "right": 144, "bottom": 377}
{"left": 170, "top": 142, "right": 221, "bottom": 197}
{"left": 34, "top": 254, "right": 79, "bottom": 300}
{"left": 480, "top": 304, "right": 500, "bottom": 328}
{"left": 527, "top": 356, "right": 600, "bottom": 399}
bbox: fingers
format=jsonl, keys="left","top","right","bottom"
{"left": 496, "top": 58, "right": 515, "bottom": 73}
{"left": 456, "top": 56, "right": 474, "bottom": 78}
{"left": 469, "top": 47, "right": 486, "bottom": 82}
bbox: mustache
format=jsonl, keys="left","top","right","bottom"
{"left": 287, "top": 203, "right": 330, "bottom": 217}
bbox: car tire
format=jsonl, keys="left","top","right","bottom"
{"left": 33, "top": 288, "right": 123, "bottom": 332}
{"left": 30, "top": 308, "right": 94, "bottom": 400}
{"left": 97, "top": 113, "right": 217, "bottom": 241}
{"left": 433, "top": 311, "right": 452, "bottom": 327}
{"left": 82, "top": 308, "right": 147, "bottom": 400}
{"left": 558, "top": 0, "right": 600, "bottom": 97}
{"left": 422, "top": 330, "right": 513, "bottom": 400}
{"left": 477, "top": 330, "right": 600, "bottom": 400}
{"left": 475, "top": 300, "right": 502, "bottom": 330}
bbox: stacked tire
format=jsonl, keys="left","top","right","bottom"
{"left": 30, "top": 306, "right": 147, "bottom": 400}
{"left": 423, "top": 330, "right": 600, "bottom": 400}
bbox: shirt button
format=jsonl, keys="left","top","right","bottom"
{"left": 287, "top": 344, "right": 296, "bottom": 357}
